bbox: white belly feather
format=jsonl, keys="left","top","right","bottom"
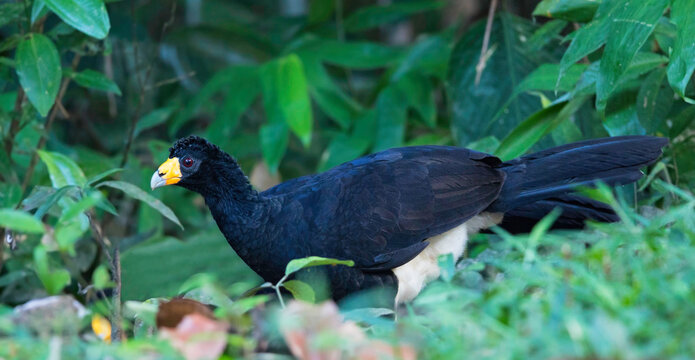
{"left": 392, "top": 212, "right": 503, "bottom": 304}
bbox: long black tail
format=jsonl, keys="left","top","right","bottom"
{"left": 488, "top": 136, "right": 668, "bottom": 213}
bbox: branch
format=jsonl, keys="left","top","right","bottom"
{"left": 18, "top": 54, "right": 82, "bottom": 200}
{"left": 474, "top": 0, "right": 499, "bottom": 86}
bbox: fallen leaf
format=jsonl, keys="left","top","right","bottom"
{"left": 159, "top": 313, "right": 230, "bottom": 360}
{"left": 91, "top": 313, "right": 111, "bottom": 343}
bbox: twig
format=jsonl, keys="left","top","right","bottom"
{"left": 120, "top": 0, "right": 177, "bottom": 167}
{"left": 18, "top": 54, "right": 81, "bottom": 201}
{"left": 111, "top": 247, "right": 124, "bottom": 341}
{"left": 3, "top": 88, "right": 25, "bottom": 165}
{"left": 475, "top": 0, "right": 499, "bottom": 86}
{"left": 144, "top": 71, "right": 196, "bottom": 91}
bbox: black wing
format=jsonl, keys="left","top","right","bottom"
{"left": 263, "top": 146, "right": 506, "bottom": 271}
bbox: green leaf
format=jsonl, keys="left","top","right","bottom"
{"left": 137, "top": 106, "right": 177, "bottom": 138}
{"left": 295, "top": 39, "right": 404, "bottom": 69}
{"left": 603, "top": 92, "right": 646, "bottom": 136}
{"left": 437, "top": 254, "right": 455, "bottom": 283}
{"left": 533, "top": 0, "right": 600, "bottom": 22}
{"left": 15, "top": 34, "right": 61, "bottom": 117}
{"left": 0, "top": 3, "right": 23, "bottom": 28}
{"left": 374, "top": 85, "right": 407, "bottom": 151}
{"left": 518, "top": 63, "right": 588, "bottom": 94}
{"left": 596, "top": 0, "right": 668, "bottom": 111}
{"left": 86, "top": 168, "right": 124, "bottom": 187}
{"left": 0, "top": 208, "right": 45, "bottom": 234}
{"left": 33, "top": 245, "right": 71, "bottom": 295}
{"left": 282, "top": 280, "right": 316, "bottom": 303}
{"left": 284, "top": 256, "right": 354, "bottom": 277}
{"left": 92, "top": 264, "right": 115, "bottom": 290}
{"left": 173, "top": 66, "right": 259, "bottom": 136}
{"left": 31, "top": 0, "right": 47, "bottom": 25}
{"left": 496, "top": 97, "right": 586, "bottom": 161}
{"left": 449, "top": 13, "right": 562, "bottom": 145}
{"left": 44, "top": 0, "right": 110, "bottom": 39}
{"left": 32, "top": 186, "right": 76, "bottom": 219}
{"left": 66, "top": 69, "right": 121, "bottom": 95}
{"left": 259, "top": 122, "right": 289, "bottom": 174}
{"left": 344, "top": 1, "right": 444, "bottom": 33}
{"left": 636, "top": 68, "right": 673, "bottom": 134}
{"left": 299, "top": 54, "right": 362, "bottom": 129}
{"left": 557, "top": 0, "right": 623, "bottom": 88}
{"left": 37, "top": 150, "right": 87, "bottom": 188}
{"left": 97, "top": 180, "right": 183, "bottom": 229}
{"left": 396, "top": 73, "right": 436, "bottom": 127}
{"left": 527, "top": 20, "right": 568, "bottom": 52}
{"left": 261, "top": 54, "right": 313, "bottom": 147}
{"left": 667, "top": 0, "right": 695, "bottom": 103}
{"left": 669, "top": 104, "right": 695, "bottom": 138}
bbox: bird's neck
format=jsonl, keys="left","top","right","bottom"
{"left": 199, "top": 163, "right": 274, "bottom": 252}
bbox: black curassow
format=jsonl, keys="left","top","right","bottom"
{"left": 151, "top": 136, "right": 667, "bottom": 303}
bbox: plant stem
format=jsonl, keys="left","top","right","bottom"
{"left": 18, "top": 54, "right": 82, "bottom": 201}
{"left": 475, "top": 0, "right": 499, "bottom": 86}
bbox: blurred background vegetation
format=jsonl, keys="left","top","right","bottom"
{"left": 1, "top": 0, "right": 695, "bottom": 358}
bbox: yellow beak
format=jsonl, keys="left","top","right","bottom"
{"left": 151, "top": 157, "right": 182, "bottom": 189}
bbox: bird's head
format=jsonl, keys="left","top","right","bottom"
{"left": 151, "top": 136, "right": 249, "bottom": 198}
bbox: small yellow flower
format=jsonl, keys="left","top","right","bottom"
{"left": 91, "top": 314, "right": 112, "bottom": 343}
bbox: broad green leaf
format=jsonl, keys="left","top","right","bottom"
{"left": 33, "top": 245, "right": 71, "bottom": 295}
{"left": 533, "top": 0, "right": 600, "bottom": 22}
{"left": 496, "top": 97, "right": 586, "bottom": 161}
{"left": 261, "top": 54, "right": 313, "bottom": 147}
{"left": 92, "top": 264, "right": 115, "bottom": 290}
{"left": 449, "top": 13, "right": 562, "bottom": 145}
{"left": 374, "top": 86, "right": 407, "bottom": 151}
{"left": 344, "top": 1, "right": 444, "bottom": 33}
{"left": 259, "top": 123, "right": 289, "bottom": 174}
{"left": 437, "top": 254, "right": 455, "bottom": 282}
{"left": 37, "top": 150, "right": 87, "bottom": 188}
{"left": 97, "top": 180, "right": 183, "bottom": 229}
{"left": 596, "top": 0, "right": 668, "bottom": 111}
{"left": 517, "top": 63, "right": 588, "bottom": 95}
{"left": 15, "top": 34, "right": 61, "bottom": 117}
{"left": 282, "top": 280, "right": 315, "bottom": 303}
{"left": 572, "top": 53, "right": 668, "bottom": 97}
{"left": 0, "top": 208, "right": 44, "bottom": 234}
{"left": 465, "top": 136, "right": 500, "bottom": 154}
{"left": 284, "top": 256, "right": 355, "bottom": 277}
{"left": 636, "top": 68, "right": 673, "bottom": 134}
{"left": 603, "top": 92, "right": 646, "bottom": 136}
{"left": 0, "top": 3, "right": 23, "bottom": 28}
{"left": 66, "top": 69, "right": 121, "bottom": 95}
{"left": 667, "top": 0, "right": 695, "bottom": 103}
{"left": 44, "top": 0, "right": 110, "bottom": 39}
{"left": 122, "top": 231, "right": 260, "bottom": 300}
{"left": 557, "top": 0, "right": 622, "bottom": 89}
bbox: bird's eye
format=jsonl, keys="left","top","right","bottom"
{"left": 182, "top": 157, "right": 194, "bottom": 168}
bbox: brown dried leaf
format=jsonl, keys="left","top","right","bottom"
{"left": 159, "top": 313, "right": 229, "bottom": 360}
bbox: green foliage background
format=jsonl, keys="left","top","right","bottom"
{"left": 0, "top": 0, "right": 694, "bottom": 358}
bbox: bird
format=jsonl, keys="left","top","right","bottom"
{"left": 151, "top": 135, "right": 667, "bottom": 304}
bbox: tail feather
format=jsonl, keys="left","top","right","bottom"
{"left": 488, "top": 136, "right": 668, "bottom": 212}
{"left": 494, "top": 194, "right": 619, "bottom": 234}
